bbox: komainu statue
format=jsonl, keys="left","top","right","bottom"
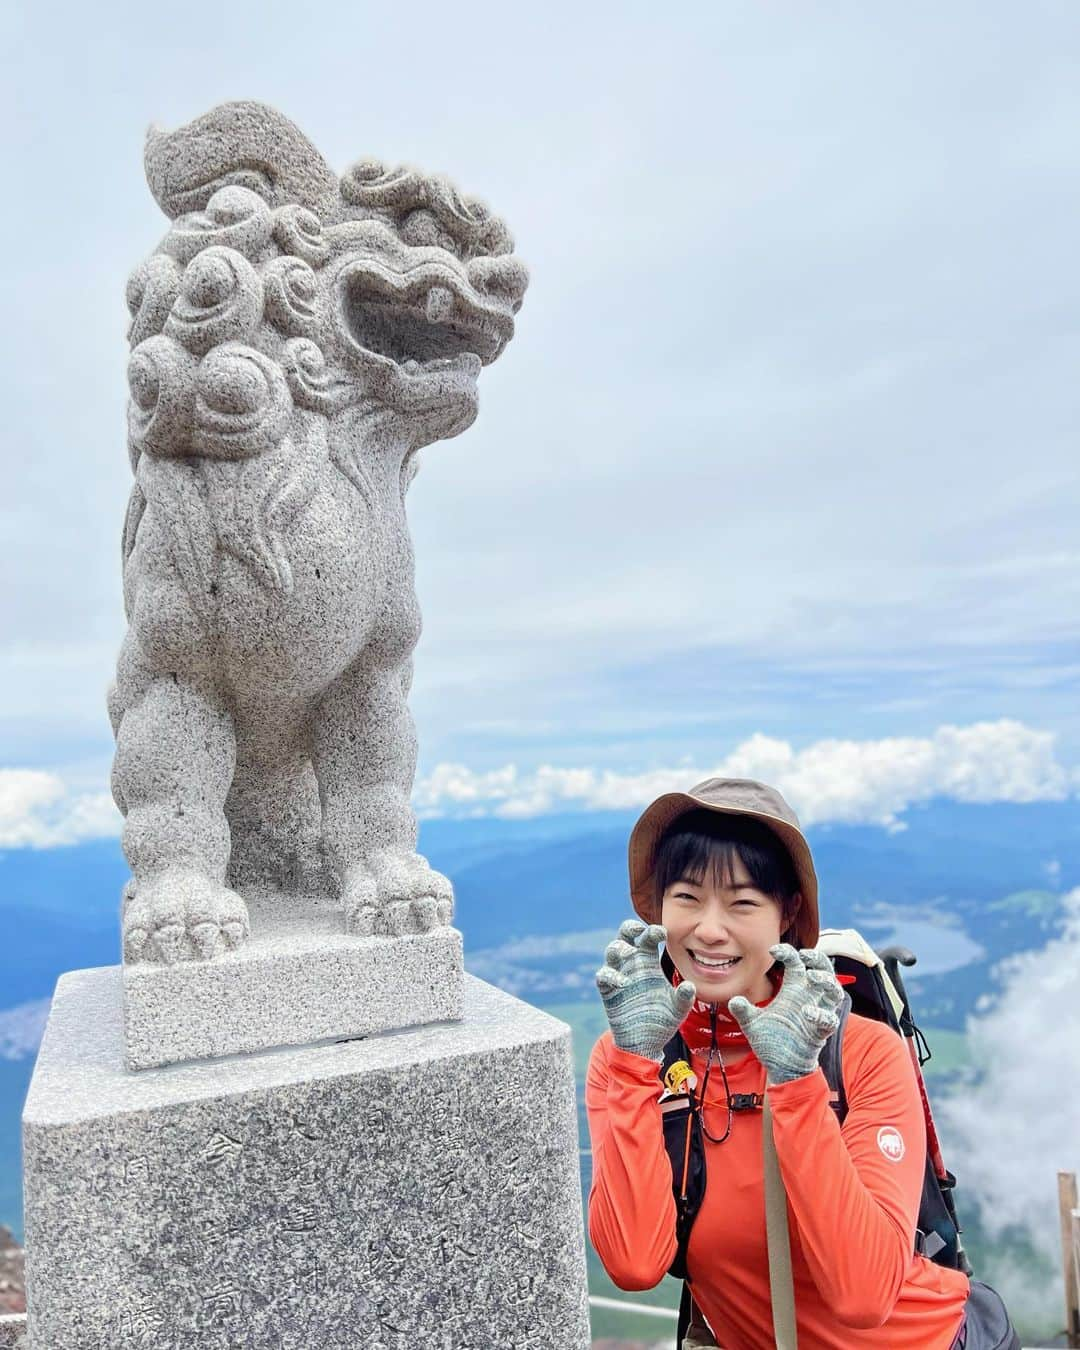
{"left": 109, "top": 101, "right": 527, "bottom": 964}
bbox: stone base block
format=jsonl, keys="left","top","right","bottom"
{"left": 123, "top": 893, "right": 463, "bottom": 1070}
{"left": 24, "top": 966, "right": 590, "bottom": 1348}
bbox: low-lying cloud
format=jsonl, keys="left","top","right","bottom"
{"left": 937, "top": 886, "right": 1080, "bottom": 1332}
{"left": 1, "top": 718, "right": 1074, "bottom": 848}
{"left": 0, "top": 770, "right": 119, "bottom": 849}
{"left": 414, "top": 719, "right": 1074, "bottom": 827}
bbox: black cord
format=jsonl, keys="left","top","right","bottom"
{"left": 698, "top": 1004, "right": 735, "bottom": 1145}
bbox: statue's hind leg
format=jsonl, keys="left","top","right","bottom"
{"left": 314, "top": 658, "right": 453, "bottom": 938}
{"left": 113, "top": 646, "right": 248, "bottom": 963}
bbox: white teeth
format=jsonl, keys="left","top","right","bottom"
{"left": 693, "top": 954, "right": 739, "bottom": 969}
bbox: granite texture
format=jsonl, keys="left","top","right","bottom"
{"left": 24, "top": 967, "right": 589, "bottom": 1348}
{"left": 0, "top": 1226, "right": 24, "bottom": 1316}
{"left": 0, "top": 1316, "right": 25, "bottom": 1348}
{"left": 108, "top": 100, "right": 528, "bottom": 967}
{"left": 123, "top": 903, "right": 463, "bottom": 1070}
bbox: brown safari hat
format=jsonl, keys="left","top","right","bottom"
{"left": 628, "top": 777, "right": 819, "bottom": 948}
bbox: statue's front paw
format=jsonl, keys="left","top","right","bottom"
{"left": 342, "top": 852, "right": 454, "bottom": 938}
{"left": 123, "top": 870, "right": 250, "bottom": 963}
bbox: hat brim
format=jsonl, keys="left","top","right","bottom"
{"left": 628, "top": 791, "right": 819, "bottom": 949}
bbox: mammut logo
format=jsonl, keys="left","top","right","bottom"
{"left": 877, "top": 1126, "right": 905, "bottom": 1162}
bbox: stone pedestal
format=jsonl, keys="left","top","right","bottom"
{"left": 23, "top": 967, "right": 590, "bottom": 1348}
{"left": 123, "top": 897, "right": 463, "bottom": 1070}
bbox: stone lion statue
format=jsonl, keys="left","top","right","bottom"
{"left": 109, "top": 101, "right": 527, "bottom": 964}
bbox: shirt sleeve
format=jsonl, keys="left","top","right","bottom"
{"left": 766, "top": 1017, "right": 927, "bottom": 1329}
{"left": 584, "top": 1030, "right": 678, "bottom": 1290}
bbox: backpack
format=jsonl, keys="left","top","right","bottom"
{"left": 659, "top": 928, "right": 973, "bottom": 1347}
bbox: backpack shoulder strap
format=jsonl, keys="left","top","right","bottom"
{"left": 818, "top": 992, "right": 852, "bottom": 1124}
{"left": 659, "top": 1030, "right": 703, "bottom": 1283}
{"left": 661, "top": 1027, "right": 690, "bottom": 1078}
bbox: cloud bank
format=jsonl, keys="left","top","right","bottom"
{"left": 938, "top": 886, "right": 1080, "bottom": 1331}
{"left": 1, "top": 719, "right": 1074, "bottom": 848}
{"left": 414, "top": 719, "right": 1074, "bottom": 828}
{"left": 0, "top": 770, "right": 119, "bottom": 849}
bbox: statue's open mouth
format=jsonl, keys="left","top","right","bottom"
{"left": 340, "top": 265, "right": 511, "bottom": 377}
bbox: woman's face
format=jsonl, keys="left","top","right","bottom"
{"left": 660, "top": 852, "right": 790, "bottom": 1008}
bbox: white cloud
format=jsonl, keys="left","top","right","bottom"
{"left": 414, "top": 719, "right": 1072, "bottom": 828}
{"left": 0, "top": 769, "right": 120, "bottom": 849}
{"left": 2, "top": 717, "right": 1071, "bottom": 848}
{"left": 0, "top": 998, "right": 51, "bottom": 1061}
{"left": 937, "top": 886, "right": 1080, "bottom": 1327}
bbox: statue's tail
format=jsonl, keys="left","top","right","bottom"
{"left": 144, "top": 100, "right": 340, "bottom": 220}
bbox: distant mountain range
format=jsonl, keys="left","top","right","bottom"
{"left": 2, "top": 796, "right": 1076, "bottom": 1018}
{"left": 439, "top": 799, "right": 1077, "bottom": 1029}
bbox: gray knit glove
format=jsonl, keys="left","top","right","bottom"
{"left": 595, "top": 919, "right": 697, "bottom": 1061}
{"left": 728, "top": 944, "right": 844, "bottom": 1085}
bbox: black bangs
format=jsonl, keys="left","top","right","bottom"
{"left": 653, "top": 809, "right": 800, "bottom": 911}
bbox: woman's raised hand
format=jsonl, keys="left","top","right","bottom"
{"left": 595, "top": 918, "right": 697, "bottom": 1062}
{"left": 728, "top": 943, "right": 844, "bottom": 1085}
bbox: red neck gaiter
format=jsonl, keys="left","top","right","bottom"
{"left": 670, "top": 962, "right": 785, "bottom": 1055}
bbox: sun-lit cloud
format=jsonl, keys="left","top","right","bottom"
{"left": 415, "top": 719, "right": 1074, "bottom": 828}
{"left": 0, "top": 770, "right": 120, "bottom": 849}
{"left": 4, "top": 718, "right": 1072, "bottom": 849}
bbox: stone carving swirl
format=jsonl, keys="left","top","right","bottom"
{"left": 281, "top": 338, "right": 358, "bottom": 415}
{"left": 262, "top": 256, "right": 319, "bottom": 337}
{"left": 126, "top": 334, "right": 199, "bottom": 459}
{"left": 192, "top": 343, "right": 292, "bottom": 459}
{"left": 126, "top": 254, "right": 182, "bottom": 350}
{"left": 162, "top": 185, "right": 274, "bottom": 266}
{"left": 271, "top": 204, "right": 331, "bottom": 268}
{"left": 110, "top": 101, "right": 528, "bottom": 965}
{"left": 340, "top": 158, "right": 513, "bottom": 259}
{"left": 165, "top": 246, "right": 264, "bottom": 356}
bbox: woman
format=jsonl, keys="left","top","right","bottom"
{"left": 586, "top": 777, "right": 974, "bottom": 1350}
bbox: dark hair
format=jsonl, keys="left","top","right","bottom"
{"left": 653, "top": 809, "right": 801, "bottom": 939}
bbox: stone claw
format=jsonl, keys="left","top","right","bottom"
{"left": 190, "top": 922, "right": 223, "bottom": 960}
{"left": 345, "top": 906, "right": 377, "bottom": 938}
{"left": 411, "top": 896, "right": 438, "bottom": 930}
{"left": 121, "top": 870, "right": 250, "bottom": 964}
{"left": 153, "top": 923, "right": 189, "bottom": 965}
{"left": 222, "top": 920, "right": 247, "bottom": 950}
{"left": 374, "top": 900, "right": 412, "bottom": 937}
{"left": 343, "top": 852, "right": 455, "bottom": 937}
{"left": 124, "top": 925, "right": 149, "bottom": 961}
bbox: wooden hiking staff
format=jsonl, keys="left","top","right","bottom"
{"left": 1058, "top": 1171, "right": 1080, "bottom": 1348}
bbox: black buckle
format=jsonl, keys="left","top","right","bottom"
{"left": 730, "top": 1092, "right": 764, "bottom": 1112}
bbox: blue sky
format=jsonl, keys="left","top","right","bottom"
{"left": 3, "top": 2, "right": 1080, "bottom": 842}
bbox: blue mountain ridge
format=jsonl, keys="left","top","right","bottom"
{"left": 1, "top": 798, "right": 1075, "bottom": 1014}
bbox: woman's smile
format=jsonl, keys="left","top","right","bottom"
{"left": 687, "top": 950, "right": 742, "bottom": 974}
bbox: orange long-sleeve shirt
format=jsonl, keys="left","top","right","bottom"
{"left": 586, "top": 1012, "right": 969, "bottom": 1350}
